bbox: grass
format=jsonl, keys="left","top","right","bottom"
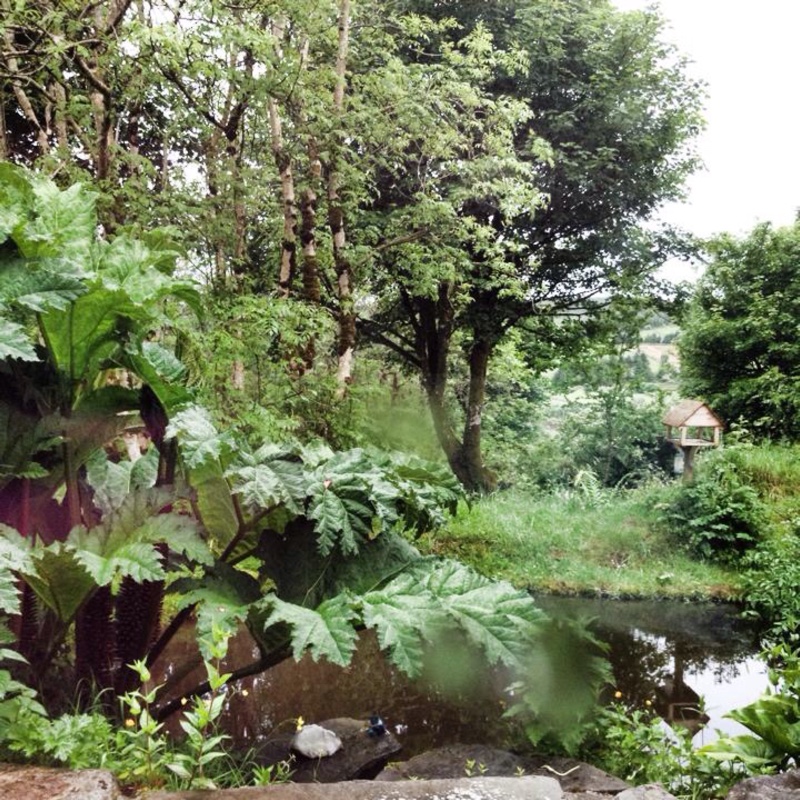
{"left": 419, "top": 482, "right": 743, "bottom": 600}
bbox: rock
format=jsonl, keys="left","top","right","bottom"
{"left": 0, "top": 763, "right": 121, "bottom": 800}
{"left": 376, "top": 745, "right": 628, "bottom": 795}
{"left": 615, "top": 785, "right": 679, "bottom": 800}
{"left": 261, "top": 717, "right": 403, "bottom": 783}
{"left": 143, "top": 775, "right": 563, "bottom": 799}
{"left": 727, "top": 770, "right": 800, "bottom": 799}
{"left": 377, "top": 744, "right": 528, "bottom": 781}
{"left": 292, "top": 724, "right": 342, "bottom": 758}
{"left": 525, "top": 756, "right": 629, "bottom": 794}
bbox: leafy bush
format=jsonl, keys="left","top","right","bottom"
{"left": 586, "top": 701, "right": 741, "bottom": 798}
{"left": 504, "top": 618, "right": 611, "bottom": 755}
{"left": 0, "top": 166, "right": 547, "bottom": 760}
{"left": 741, "top": 533, "right": 800, "bottom": 637}
{"left": 659, "top": 448, "right": 765, "bottom": 563}
{"left": 701, "top": 642, "right": 800, "bottom": 774}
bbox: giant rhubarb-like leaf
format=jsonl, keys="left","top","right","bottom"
{"left": 256, "top": 594, "right": 359, "bottom": 667}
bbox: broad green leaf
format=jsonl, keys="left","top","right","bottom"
{"left": 38, "top": 287, "right": 140, "bottom": 384}
{"left": 130, "top": 448, "right": 159, "bottom": 490}
{"left": 171, "top": 565, "right": 260, "bottom": 659}
{"left": 167, "top": 404, "right": 233, "bottom": 469}
{"left": 308, "top": 486, "right": 365, "bottom": 556}
{"left": 420, "top": 560, "right": 543, "bottom": 665}
{"left": 700, "top": 734, "right": 786, "bottom": 767}
{"left": 86, "top": 450, "right": 136, "bottom": 516}
{"left": 122, "top": 342, "right": 193, "bottom": 415}
{"left": 25, "top": 543, "right": 95, "bottom": 623}
{"left": 0, "top": 259, "right": 87, "bottom": 312}
{"left": 20, "top": 180, "right": 96, "bottom": 272}
{"left": 0, "top": 525, "right": 33, "bottom": 573}
{"left": 135, "top": 514, "right": 212, "bottom": 566}
{"left": 72, "top": 539, "right": 165, "bottom": 589}
{"left": 193, "top": 469, "right": 239, "bottom": 548}
{"left": 0, "top": 163, "right": 34, "bottom": 245}
{"left": 257, "top": 594, "right": 359, "bottom": 667}
{"left": 0, "top": 526, "right": 34, "bottom": 614}
{"left": 228, "top": 457, "right": 307, "bottom": 515}
{"left": 0, "top": 318, "right": 37, "bottom": 361}
{"left": 360, "top": 572, "right": 433, "bottom": 677}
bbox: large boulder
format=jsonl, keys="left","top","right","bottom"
{"left": 376, "top": 745, "right": 628, "bottom": 795}
{"left": 258, "top": 717, "right": 402, "bottom": 783}
{"left": 376, "top": 744, "right": 528, "bottom": 781}
{"left": 144, "top": 775, "right": 563, "bottom": 800}
{"left": 727, "top": 770, "right": 800, "bottom": 799}
{"left": 0, "top": 764, "right": 121, "bottom": 800}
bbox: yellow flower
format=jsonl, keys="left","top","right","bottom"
{"left": 296, "top": 716, "right": 305, "bottom": 731}
{"left": 241, "top": 689, "right": 249, "bottom": 698}
{"left": 614, "top": 690, "right": 623, "bottom": 699}
{"left": 180, "top": 697, "right": 188, "bottom": 706}
{"left": 645, "top": 700, "right": 652, "bottom": 707}
{"left": 124, "top": 718, "right": 136, "bottom": 728}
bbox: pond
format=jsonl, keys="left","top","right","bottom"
{"left": 534, "top": 596, "right": 767, "bottom": 744}
{"left": 152, "top": 597, "right": 767, "bottom": 757}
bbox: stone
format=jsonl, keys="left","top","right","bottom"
{"left": 291, "top": 724, "right": 342, "bottom": 758}
{"left": 0, "top": 763, "right": 122, "bottom": 800}
{"left": 377, "top": 745, "right": 528, "bottom": 781}
{"left": 376, "top": 746, "right": 628, "bottom": 795}
{"left": 525, "top": 756, "right": 629, "bottom": 794}
{"left": 615, "top": 785, "right": 678, "bottom": 800}
{"left": 262, "top": 717, "right": 403, "bottom": 783}
{"left": 143, "top": 775, "right": 563, "bottom": 800}
{"left": 727, "top": 770, "right": 800, "bottom": 799}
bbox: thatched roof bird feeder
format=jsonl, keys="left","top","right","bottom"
{"left": 662, "top": 399, "right": 723, "bottom": 483}
{"left": 663, "top": 399, "right": 723, "bottom": 448}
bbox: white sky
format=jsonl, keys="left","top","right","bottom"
{"left": 615, "top": 0, "right": 800, "bottom": 280}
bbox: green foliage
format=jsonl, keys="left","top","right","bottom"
{"left": 424, "top": 485, "right": 741, "bottom": 600}
{"left": 679, "top": 221, "right": 800, "bottom": 441}
{"left": 741, "top": 532, "right": 800, "bottom": 640}
{"left": 505, "top": 618, "right": 612, "bottom": 755}
{"left": 587, "top": 701, "right": 738, "bottom": 798}
{"left": 701, "top": 643, "right": 800, "bottom": 774}
{"left": 659, "top": 448, "right": 766, "bottom": 563}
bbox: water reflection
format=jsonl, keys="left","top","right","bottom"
{"left": 535, "top": 596, "right": 767, "bottom": 741}
{"left": 151, "top": 598, "right": 767, "bottom": 757}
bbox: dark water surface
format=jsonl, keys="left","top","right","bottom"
{"left": 534, "top": 596, "right": 767, "bottom": 744}
{"left": 152, "top": 598, "right": 766, "bottom": 757}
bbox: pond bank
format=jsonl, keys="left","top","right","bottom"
{"left": 419, "top": 488, "right": 743, "bottom": 601}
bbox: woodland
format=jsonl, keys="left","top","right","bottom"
{"left": 2, "top": 0, "right": 800, "bottom": 796}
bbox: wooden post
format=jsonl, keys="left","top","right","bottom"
{"left": 681, "top": 445, "right": 698, "bottom": 484}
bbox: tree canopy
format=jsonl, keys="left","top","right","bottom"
{"left": 679, "top": 220, "right": 800, "bottom": 440}
{"left": 0, "top": 0, "right": 704, "bottom": 492}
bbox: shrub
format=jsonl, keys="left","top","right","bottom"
{"left": 741, "top": 532, "right": 800, "bottom": 637}
{"left": 586, "top": 701, "right": 741, "bottom": 798}
{"left": 659, "top": 448, "right": 765, "bottom": 563}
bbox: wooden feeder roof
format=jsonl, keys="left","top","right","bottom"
{"left": 662, "top": 399, "right": 723, "bottom": 430}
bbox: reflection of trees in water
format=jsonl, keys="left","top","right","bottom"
{"left": 601, "top": 629, "right": 671, "bottom": 705}
{"left": 588, "top": 606, "right": 759, "bottom": 734}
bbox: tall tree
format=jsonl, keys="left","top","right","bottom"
{"left": 360, "top": 0, "right": 704, "bottom": 490}
{"left": 679, "top": 220, "right": 800, "bottom": 440}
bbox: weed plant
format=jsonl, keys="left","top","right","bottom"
{"left": 584, "top": 701, "right": 744, "bottom": 799}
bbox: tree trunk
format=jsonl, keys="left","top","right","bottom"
{"left": 267, "top": 16, "right": 298, "bottom": 297}
{"left": 453, "top": 339, "right": 496, "bottom": 493}
{"left": 413, "top": 286, "right": 496, "bottom": 493}
{"left": 300, "top": 139, "right": 322, "bottom": 304}
{"left": 328, "top": 0, "right": 355, "bottom": 398}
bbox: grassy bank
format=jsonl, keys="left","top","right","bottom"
{"left": 419, "top": 482, "right": 743, "bottom": 600}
